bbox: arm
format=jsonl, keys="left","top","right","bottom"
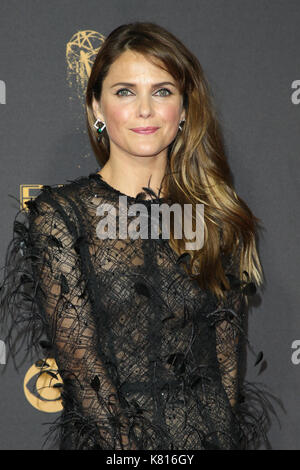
{"left": 214, "top": 245, "right": 245, "bottom": 411}
{"left": 28, "top": 194, "right": 137, "bottom": 449}
{"left": 215, "top": 285, "right": 244, "bottom": 410}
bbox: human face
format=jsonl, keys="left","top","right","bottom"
{"left": 92, "top": 50, "right": 186, "bottom": 159}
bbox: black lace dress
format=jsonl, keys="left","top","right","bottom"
{"left": 0, "top": 171, "right": 279, "bottom": 450}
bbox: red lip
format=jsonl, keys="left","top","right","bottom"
{"left": 131, "top": 127, "right": 159, "bottom": 134}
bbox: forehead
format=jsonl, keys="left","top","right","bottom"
{"left": 104, "top": 50, "right": 173, "bottom": 82}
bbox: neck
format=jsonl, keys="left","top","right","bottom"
{"left": 97, "top": 155, "right": 168, "bottom": 200}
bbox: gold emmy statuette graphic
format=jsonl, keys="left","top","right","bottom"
{"left": 23, "top": 358, "right": 63, "bottom": 413}
{"left": 66, "top": 30, "right": 106, "bottom": 103}
{"left": 66, "top": 30, "right": 106, "bottom": 167}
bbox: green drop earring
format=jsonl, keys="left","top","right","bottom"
{"left": 94, "top": 119, "right": 106, "bottom": 142}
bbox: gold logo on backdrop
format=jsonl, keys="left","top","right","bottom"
{"left": 66, "top": 30, "right": 106, "bottom": 105}
{"left": 23, "top": 358, "right": 63, "bottom": 413}
{"left": 20, "top": 184, "right": 44, "bottom": 210}
{"left": 20, "top": 184, "right": 64, "bottom": 210}
{"left": 65, "top": 30, "right": 105, "bottom": 167}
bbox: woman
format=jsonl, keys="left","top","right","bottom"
{"left": 0, "top": 21, "right": 279, "bottom": 450}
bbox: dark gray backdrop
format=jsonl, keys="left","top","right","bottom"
{"left": 0, "top": 0, "right": 299, "bottom": 450}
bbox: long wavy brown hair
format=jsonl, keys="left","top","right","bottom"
{"left": 85, "top": 21, "right": 263, "bottom": 302}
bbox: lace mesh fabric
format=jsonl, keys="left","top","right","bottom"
{"left": 0, "top": 171, "right": 280, "bottom": 450}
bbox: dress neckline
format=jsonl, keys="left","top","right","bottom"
{"left": 91, "top": 171, "right": 168, "bottom": 204}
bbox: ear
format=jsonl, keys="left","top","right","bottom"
{"left": 92, "top": 97, "right": 104, "bottom": 121}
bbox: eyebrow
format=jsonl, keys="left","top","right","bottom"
{"left": 110, "top": 81, "right": 177, "bottom": 88}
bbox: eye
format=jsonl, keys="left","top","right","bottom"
{"left": 115, "top": 88, "right": 173, "bottom": 97}
{"left": 156, "top": 88, "right": 172, "bottom": 97}
{"left": 115, "top": 88, "right": 132, "bottom": 97}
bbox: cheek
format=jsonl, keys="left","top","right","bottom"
{"left": 106, "top": 104, "right": 130, "bottom": 127}
{"left": 160, "top": 104, "right": 181, "bottom": 125}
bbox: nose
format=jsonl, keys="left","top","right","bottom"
{"left": 137, "top": 93, "right": 153, "bottom": 118}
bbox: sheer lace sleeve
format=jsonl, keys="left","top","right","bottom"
{"left": 0, "top": 190, "right": 137, "bottom": 450}
{"left": 208, "top": 239, "right": 281, "bottom": 449}
{"left": 214, "top": 247, "right": 245, "bottom": 411}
